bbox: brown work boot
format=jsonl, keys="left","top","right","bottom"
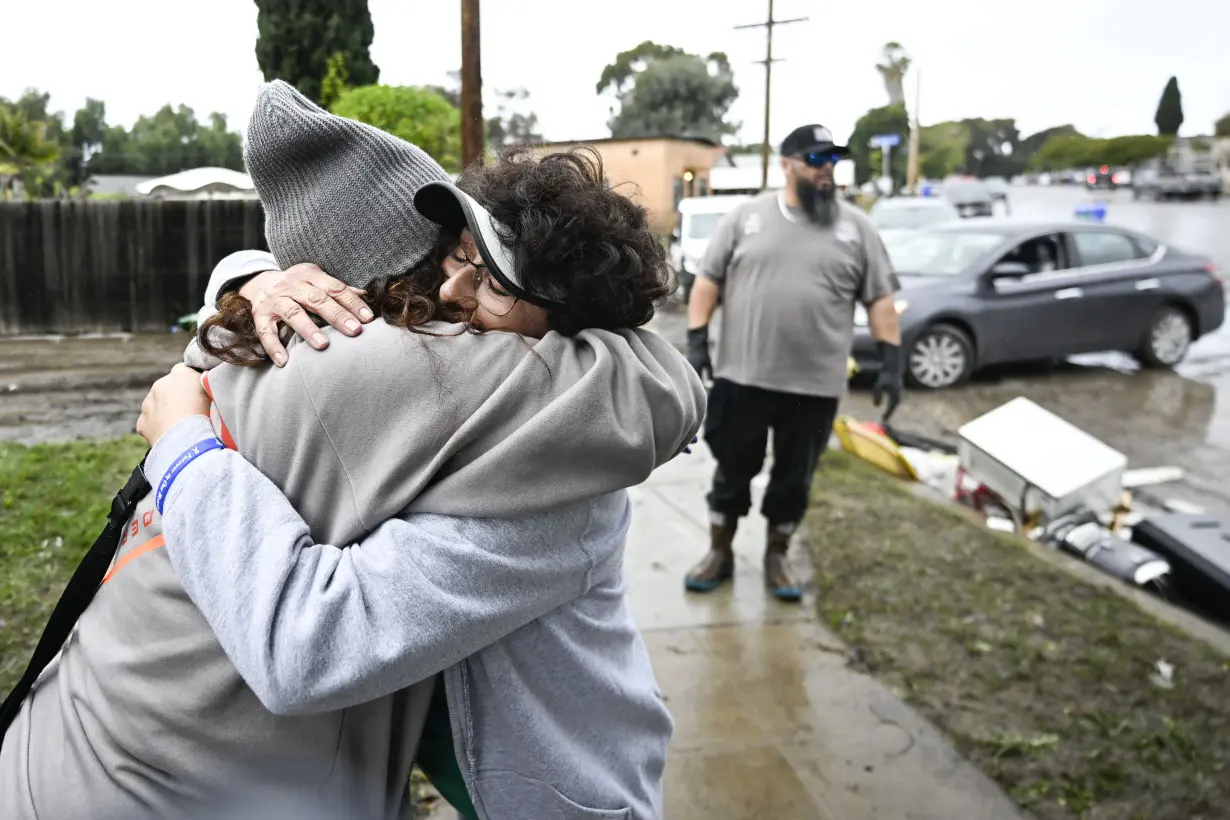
{"left": 684, "top": 521, "right": 737, "bottom": 593}
{"left": 765, "top": 525, "right": 803, "bottom": 603}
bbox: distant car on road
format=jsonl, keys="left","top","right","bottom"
{"left": 1085, "top": 165, "right": 1118, "bottom": 191}
{"left": 939, "top": 179, "right": 995, "bottom": 218}
{"left": 982, "top": 176, "right": 1010, "bottom": 201}
{"left": 1132, "top": 164, "right": 1222, "bottom": 201}
{"left": 869, "top": 197, "right": 960, "bottom": 232}
{"left": 851, "top": 220, "right": 1224, "bottom": 389}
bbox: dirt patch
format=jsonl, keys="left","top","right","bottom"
{"left": 806, "top": 450, "right": 1230, "bottom": 819}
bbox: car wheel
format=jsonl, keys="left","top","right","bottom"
{"left": 1135, "top": 305, "right": 1193, "bottom": 369}
{"left": 906, "top": 324, "right": 975, "bottom": 389}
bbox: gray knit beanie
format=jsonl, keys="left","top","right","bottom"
{"left": 244, "top": 80, "right": 451, "bottom": 288}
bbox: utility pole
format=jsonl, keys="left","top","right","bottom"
{"left": 736, "top": 0, "right": 807, "bottom": 191}
{"left": 906, "top": 69, "right": 921, "bottom": 193}
{"left": 460, "top": 0, "right": 484, "bottom": 169}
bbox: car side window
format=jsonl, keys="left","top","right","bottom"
{"left": 996, "top": 233, "right": 1068, "bottom": 275}
{"left": 1072, "top": 231, "right": 1142, "bottom": 267}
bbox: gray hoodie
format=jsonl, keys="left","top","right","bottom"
{"left": 0, "top": 275, "right": 703, "bottom": 819}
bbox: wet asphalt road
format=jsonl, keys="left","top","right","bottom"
{"left": 3, "top": 185, "right": 1230, "bottom": 514}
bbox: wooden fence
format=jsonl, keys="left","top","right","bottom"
{"left": 0, "top": 200, "right": 268, "bottom": 335}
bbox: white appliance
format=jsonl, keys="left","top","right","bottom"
{"left": 957, "top": 397, "right": 1127, "bottom": 520}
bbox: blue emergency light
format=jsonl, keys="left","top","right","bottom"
{"left": 1074, "top": 203, "right": 1107, "bottom": 223}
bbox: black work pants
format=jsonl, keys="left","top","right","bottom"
{"left": 704, "top": 378, "right": 839, "bottom": 526}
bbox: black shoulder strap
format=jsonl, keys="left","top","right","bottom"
{"left": 0, "top": 456, "right": 151, "bottom": 746}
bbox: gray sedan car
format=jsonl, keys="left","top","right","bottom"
{"left": 851, "top": 220, "right": 1225, "bottom": 388}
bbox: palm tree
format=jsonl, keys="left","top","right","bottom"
{"left": 875, "top": 42, "right": 911, "bottom": 107}
{"left": 0, "top": 105, "right": 60, "bottom": 199}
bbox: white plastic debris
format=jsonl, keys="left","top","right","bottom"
{"left": 986, "top": 517, "right": 1016, "bottom": 533}
{"left": 1122, "top": 466, "right": 1185, "bottom": 489}
{"left": 1149, "top": 659, "right": 1175, "bottom": 689}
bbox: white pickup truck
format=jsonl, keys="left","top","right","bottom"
{"left": 668, "top": 194, "right": 749, "bottom": 302}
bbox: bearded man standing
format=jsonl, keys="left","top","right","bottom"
{"left": 683, "top": 124, "right": 902, "bottom": 602}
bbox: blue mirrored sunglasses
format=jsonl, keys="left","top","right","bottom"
{"left": 800, "top": 151, "right": 843, "bottom": 168}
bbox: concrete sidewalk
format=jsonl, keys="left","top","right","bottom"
{"left": 627, "top": 446, "right": 1022, "bottom": 819}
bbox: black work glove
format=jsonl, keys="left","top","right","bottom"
{"left": 872, "top": 341, "right": 904, "bottom": 422}
{"left": 686, "top": 325, "right": 713, "bottom": 382}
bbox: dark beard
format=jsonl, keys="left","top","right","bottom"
{"left": 795, "top": 179, "right": 837, "bottom": 226}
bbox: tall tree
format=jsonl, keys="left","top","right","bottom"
{"left": 330, "top": 85, "right": 461, "bottom": 171}
{"left": 849, "top": 105, "right": 909, "bottom": 185}
{"left": 0, "top": 103, "right": 60, "bottom": 199}
{"left": 254, "top": 0, "right": 379, "bottom": 103}
{"left": 428, "top": 71, "right": 543, "bottom": 149}
{"left": 1154, "top": 76, "right": 1184, "bottom": 137}
{"left": 319, "top": 52, "right": 351, "bottom": 110}
{"left": 66, "top": 98, "right": 108, "bottom": 185}
{"left": 1213, "top": 112, "right": 1230, "bottom": 138}
{"left": 598, "top": 43, "right": 738, "bottom": 140}
{"left": 960, "top": 118, "right": 1021, "bottom": 178}
{"left": 875, "top": 42, "right": 911, "bottom": 107}
{"left": 485, "top": 88, "right": 542, "bottom": 147}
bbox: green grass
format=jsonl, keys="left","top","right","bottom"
{"left": 0, "top": 436, "right": 148, "bottom": 691}
{"left": 807, "top": 450, "right": 1230, "bottom": 820}
{"left": 1, "top": 435, "right": 442, "bottom": 812}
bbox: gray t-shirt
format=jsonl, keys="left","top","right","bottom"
{"left": 699, "top": 192, "right": 896, "bottom": 397}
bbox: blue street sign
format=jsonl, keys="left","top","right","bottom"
{"left": 869, "top": 133, "right": 901, "bottom": 149}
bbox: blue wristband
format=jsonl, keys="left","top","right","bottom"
{"left": 155, "top": 438, "right": 224, "bottom": 515}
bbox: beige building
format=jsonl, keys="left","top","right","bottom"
{"left": 532, "top": 136, "right": 725, "bottom": 233}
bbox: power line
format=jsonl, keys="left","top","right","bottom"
{"left": 735, "top": 0, "right": 808, "bottom": 191}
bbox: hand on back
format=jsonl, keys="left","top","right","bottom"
{"left": 238, "top": 264, "right": 375, "bottom": 366}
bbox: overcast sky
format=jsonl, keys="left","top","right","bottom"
{"left": 5, "top": 0, "right": 1228, "bottom": 147}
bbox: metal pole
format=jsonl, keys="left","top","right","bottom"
{"left": 760, "top": 0, "right": 774, "bottom": 192}
{"left": 906, "top": 69, "right": 921, "bottom": 193}
{"left": 736, "top": 5, "right": 807, "bottom": 192}
{"left": 460, "top": 0, "right": 484, "bottom": 169}
{"left": 882, "top": 145, "right": 891, "bottom": 190}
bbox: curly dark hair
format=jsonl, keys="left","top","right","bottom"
{"left": 197, "top": 146, "right": 674, "bottom": 364}
{"left": 457, "top": 145, "right": 676, "bottom": 336}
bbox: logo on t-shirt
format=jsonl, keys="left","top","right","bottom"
{"left": 742, "top": 213, "right": 763, "bottom": 235}
{"left": 835, "top": 218, "right": 860, "bottom": 246}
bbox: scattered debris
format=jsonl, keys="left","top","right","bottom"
{"left": 832, "top": 397, "right": 1227, "bottom": 619}
{"left": 986, "top": 516, "right": 1015, "bottom": 533}
{"left": 1149, "top": 659, "right": 1175, "bottom": 689}
{"left": 1122, "top": 466, "right": 1185, "bottom": 489}
{"left": 957, "top": 397, "right": 1127, "bottom": 523}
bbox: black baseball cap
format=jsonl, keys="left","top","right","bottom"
{"left": 780, "top": 124, "right": 850, "bottom": 159}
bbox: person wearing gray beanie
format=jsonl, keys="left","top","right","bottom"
{"left": 2, "top": 86, "right": 702, "bottom": 820}
{"left": 246, "top": 79, "right": 450, "bottom": 289}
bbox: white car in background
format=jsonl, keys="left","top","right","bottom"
{"left": 669, "top": 194, "right": 749, "bottom": 302}
{"left": 869, "top": 197, "right": 960, "bottom": 233}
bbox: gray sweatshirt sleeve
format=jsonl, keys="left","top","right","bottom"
{"left": 145, "top": 415, "right": 608, "bottom": 716}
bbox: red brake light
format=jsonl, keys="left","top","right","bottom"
{"left": 1099, "top": 165, "right": 1109, "bottom": 174}
{"left": 1205, "top": 262, "right": 1223, "bottom": 284}
{"left": 1087, "top": 175, "right": 1096, "bottom": 184}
